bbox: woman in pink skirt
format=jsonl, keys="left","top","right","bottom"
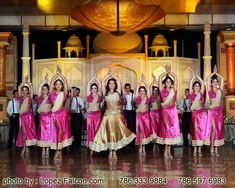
{"left": 149, "top": 74, "right": 162, "bottom": 149}
{"left": 157, "top": 66, "right": 181, "bottom": 158}
{"left": 16, "top": 77, "right": 37, "bottom": 156}
{"left": 86, "top": 74, "right": 102, "bottom": 155}
{"left": 206, "top": 69, "right": 224, "bottom": 156}
{"left": 37, "top": 76, "right": 53, "bottom": 158}
{"left": 49, "top": 69, "right": 73, "bottom": 160}
{"left": 189, "top": 74, "right": 208, "bottom": 156}
{"left": 135, "top": 75, "right": 156, "bottom": 154}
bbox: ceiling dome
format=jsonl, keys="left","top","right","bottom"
{"left": 152, "top": 33, "right": 168, "bottom": 46}
{"left": 93, "top": 32, "right": 143, "bottom": 53}
{"left": 71, "top": 0, "right": 165, "bottom": 34}
{"left": 66, "top": 34, "right": 82, "bottom": 47}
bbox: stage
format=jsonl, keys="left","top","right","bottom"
{"left": 0, "top": 143, "right": 235, "bottom": 188}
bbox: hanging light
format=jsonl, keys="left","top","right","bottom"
{"left": 71, "top": 0, "right": 165, "bottom": 35}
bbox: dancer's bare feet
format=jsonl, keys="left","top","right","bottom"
{"left": 58, "top": 150, "right": 62, "bottom": 160}
{"left": 214, "top": 147, "right": 219, "bottom": 156}
{"left": 198, "top": 147, "right": 202, "bottom": 156}
{"left": 21, "top": 147, "right": 26, "bottom": 156}
{"left": 113, "top": 151, "right": 117, "bottom": 159}
{"left": 45, "top": 148, "right": 50, "bottom": 158}
{"left": 54, "top": 151, "right": 59, "bottom": 161}
{"left": 42, "top": 148, "right": 46, "bottom": 157}
{"left": 193, "top": 147, "right": 197, "bottom": 156}
{"left": 25, "top": 148, "right": 30, "bottom": 156}
{"left": 108, "top": 151, "right": 112, "bottom": 159}
{"left": 210, "top": 146, "right": 214, "bottom": 156}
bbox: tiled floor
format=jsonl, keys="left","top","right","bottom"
{"left": 0, "top": 143, "right": 234, "bottom": 188}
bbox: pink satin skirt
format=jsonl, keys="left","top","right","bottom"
{"left": 136, "top": 111, "right": 156, "bottom": 145}
{"left": 150, "top": 109, "right": 161, "bottom": 137}
{"left": 190, "top": 108, "right": 208, "bottom": 146}
{"left": 37, "top": 112, "right": 53, "bottom": 147}
{"left": 86, "top": 110, "right": 102, "bottom": 147}
{"left": 205, "top": 107, "right": 224, "bottom": 146}
{"left": 157, "top": 105, "right": 181, "bottom": 145}
{"left": 16, "top": 111, "right": 37, "bottom": 147}
{"left": 51, "top": 108, "right": 73, "bottom": 150}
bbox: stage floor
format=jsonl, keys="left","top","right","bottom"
{"left": 0, "top": 143, "right": 235, "bottom": 188}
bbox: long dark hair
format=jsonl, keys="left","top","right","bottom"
{"left": 22, "top": 85, "right": 30, "bottom": 95}
{"left": 211, "top": 74, "right": 218, "bottom": 84}
{"left": 90, "top": 83, "right": 99, "bottom": 91}
{"left": 42, "top": 83, "right": 50, "bottom": 90}
{"left": 152, "top": 86, "right": 160, "bottom": 95}
{"left": 54, "top": 79, "right": 64, "bottom": 91}
{"left": 138, "top": 86, "right": 147, "bottom": 94}
{"left": 105, "top": 78, "right": 118, "bottom": 96}
{"left": 192, "top": 81, "right": 201, "bottom": 89}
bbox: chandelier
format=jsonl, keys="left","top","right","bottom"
{"left": 71, "top": 0, "right": 165, "bottom": 35}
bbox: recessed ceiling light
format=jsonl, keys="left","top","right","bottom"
{"left": 62, "top": 29, "right": 67, "bottom": 32}
{"left": 226, "top": 28, "right": 232, "bottom": 31}
{"left": 169, "top": 28, "right": 175, "bottom": 31}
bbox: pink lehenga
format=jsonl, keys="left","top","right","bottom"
{"left": 205, "top": 89, "right": 224, "bottom": 146}
{"left": 86, "top": 94, "right": 102, "bottom": 147}
{"left": 149, "top": 95, "right": 161, "bottom": 139}
{"left": 16, "top": 96, "right": 37, "bottom": 147}
{"left": 135, "top": 96, "right": 156, "bottom": 145}
{"left": 189, "top": 92, "right": 208, "bottom": 146}
{"left": 157, "top": 88, "right": 181, "bottom": 145}
{"left": 49, "top": 91, "right": 73, "bottom": 150}
{"left": 37, "top": 95, "right": 53, "bottom": 147}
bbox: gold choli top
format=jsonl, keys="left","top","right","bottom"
{"left": 104, "top": 92, "right": 121, "bottom": 115}
{"left": 150, "top": 96, "right": 161, "bottom": 110}
{"left": 210, "top": 90, "right": 222, "bottom": 108}
{"left": 136, "top": 97, "right": 148, "bottom": 113}
{"left": 87, "top": 95, "right": 100, "bottom": 112}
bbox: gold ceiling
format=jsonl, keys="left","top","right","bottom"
{"left": 71, "top": 0, "right": 165, "bottom": 34}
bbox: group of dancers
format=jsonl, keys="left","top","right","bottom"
{"left": 7, "top": 65, "right": 224, "bottom": 160}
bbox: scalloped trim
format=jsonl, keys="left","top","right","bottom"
{"left": 90, "top": 133, "right": 136, "bottom": 152}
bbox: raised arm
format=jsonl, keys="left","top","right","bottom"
{"left": 38, "top": 74, "right": 49, "bottom": 96}
{"left": 101, "top": 70, "right": 112, "bottom": 95}
{"left": 158, "top": 72, "right": 168, "bottom": 91}
{"left": 189, "top": 75, "right": 197, "bottom": 94}
{"left": 206, "top": 73, "right": 213, "bottom": 92}
{"left": 113, "top": 75, "right": 121, "bottom": 94}
{"left": 215, "top": 73, "right": 224, "bottom": 90}
{"left": 87, "top": 75, "right": 96, "bottom": 96}
{"left": 169, "top": 71, "right": 178, "bottom": 91}
{"left": 18, "top": 83, "right": 24, "bottom": 97}
{"left": 141, "top": 75, "right": 150, "bottom": 97}
{"left": 197, "top": 75, "right": 205, "bottom": 94}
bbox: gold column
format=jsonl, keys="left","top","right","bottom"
{"left": 144, "top": 34, "right": 148, "bottom": 59}
{"left": 0, "top": 45, "right": 7, "bottom": 96}
{"left": 86, "top": 35, "right": 90, "bottom": 58}
{"left": 225, "top": 42, "right": 235, "bottom": 94}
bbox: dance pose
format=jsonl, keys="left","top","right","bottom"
{"left": 90, "top": 71, "right": 135, "bottom": 159}
{"left": 16, "top": 76, "right": 37, "bottom": 156}
{"left": 157, "top": 66, "right": 181, "bottom": 158}
{"left": 37, "top": 74, "right": 53, "bottom": 157}
{"left": 86, "top": 74, "right": 102, "bottom": 155}
{"left": 189, "top": 73, "right": 208, "bottom": 156}
{"left": 49, "top": 67, "right": 73, "bottom": 160}
{"left": 149, "top": 74, "right": 162, "bottom": 149}
{"left": 206, "top": 67, "right": 224, "bottom": 156}
{"left": 135, "top": 74, "right": 156, "bottom": 154}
